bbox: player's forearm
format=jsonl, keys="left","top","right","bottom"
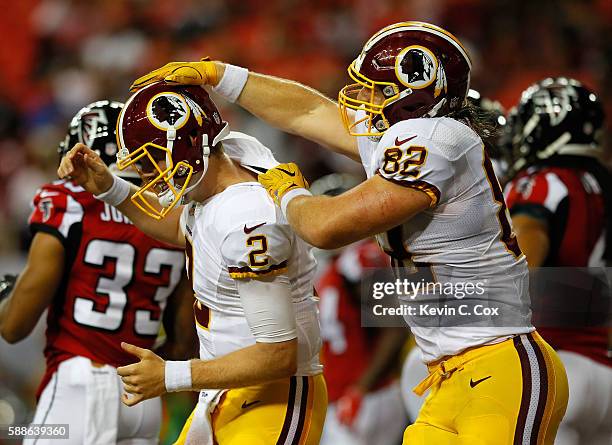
{"left": 235, "top": 70, "right": 359, "bottom": 160}
{"left": 356, "top": 327, "right": 407, "bottom": 392}
{"left": 1, "top": 234, "right": 64, "bottom": 343}
{"left": 285, "top": 176, "right": 431, "bottom": 249}
{"left": 286, "top": 195, "right": 365, "bottom": 249}
{"left": 190, "top": 340, "right": 297, "bottom": 390}
{"left": 0, "top": 280, "right": 47, "bottom": 343}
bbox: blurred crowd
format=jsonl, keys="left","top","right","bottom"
{"left": 0, "top": 0, "right": 611, "bottom": 253}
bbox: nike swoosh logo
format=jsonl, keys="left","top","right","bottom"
{"left": 470, "top": 376, "right": 492, "bottom": 388}
{"left": 241, "top": 400, "right": 261, "bottom": 409}
{"left": 395, "top": 135, "right": 418, "bottom": 146}
{"left": 244, "top": 222, "right": 266, "bottom": 234}
{"left": 277, "top": 168, "right": 296, "bottom": 177}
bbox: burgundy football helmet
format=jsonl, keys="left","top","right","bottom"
{"left": 339, "top": 21, "right": 472, "bottom": 136}
{"left": 116, "top": 82, "right": 229, "bottom": 219}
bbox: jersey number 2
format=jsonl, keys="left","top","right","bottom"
{"left": 73, "top": 240, "right": 184, "bottom": 335}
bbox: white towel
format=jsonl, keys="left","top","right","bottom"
{"left": 184, "top": 390, "right": 226, "bottom": 445}
{"left": 66, "top": 357, "right": 119, "bottom": 445}
{"left": 221, "top": 131, "right": 280, "bottom": 173}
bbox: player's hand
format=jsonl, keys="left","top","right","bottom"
{"left": 258, "top": 163, "right": 309, "bottom": 207}
{"left": 57, "top": 143, "right": 114, "bottom": 196}
{"left": 130, "top": 58, "right": 221, "bottom": 92}
{"left": 0, "top": 274, "right": 17, "bottom": 303}
{"left": 117, "top": 342, "right": 166, "bottom": 406}
{"left": 336, "top": 387, "right": 364, "bottom": 427}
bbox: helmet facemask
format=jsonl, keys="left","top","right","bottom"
{"left": 338, "top": 63, "right": 401, "bottom": 136}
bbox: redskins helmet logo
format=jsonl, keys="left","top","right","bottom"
{"left": 395, "top": 45, "right": 438, "bottom": 89}
{"left": 78, "top": 109, "right": 108, "bottom": 146}
{"left": 146, "top": 93, "right": 190, "bottom": 130}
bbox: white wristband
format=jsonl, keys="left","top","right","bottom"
{"left": 165, "top": 360, "right": 192, "bottom": 392}
{"left": 212, "top": 64, "right": 249, "bottom": 103}
{"left": 94, "top": 175, "right": 131, "bottom": 206}
{"left": 280, "top": 188, "right": 312, "bottom": 216}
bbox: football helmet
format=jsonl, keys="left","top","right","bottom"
{"left": 58, "top": 100, "right": 138, "bottom": 178}
{"left": 338, "top": 21, "right": 471, "bottom": 136}
{"left": 509, "top": 77, "right": 605, "bottom": 171}
{"left": 310, "top": 173, "right": 361, "bottom": 197}
{"left": 116, "top": 82, "right": 229, "bottom": 219}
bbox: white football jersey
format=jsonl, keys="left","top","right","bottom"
{"left": 180, "top": 168, "right": 322, "bottom": 375}
{"left": 356, "top": 115, "right": 534, "bottom": 362}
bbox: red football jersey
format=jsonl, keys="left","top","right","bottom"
{"left": 505, "top": 165, "right": 610, "bottom": 367}
{"left": 317, "top": 240, "right": 390, "bottom": 402}
{"left": 29, "top": 180, "right": 185, "bottom": 396}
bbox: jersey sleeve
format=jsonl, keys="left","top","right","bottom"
{"left": 221, "top": 222, "right": 293, "bottom": 280}
{"left": 505, "top": 171, "right": 568, "bottom": 222}
{"left": 28, "top": 185, "right": 84, "bottom": 243}
{"left": 179, "top": 203, "right": 195, "bottom": 239}
{"left": 374, "top": 130, "right": 454, "bottom": 207}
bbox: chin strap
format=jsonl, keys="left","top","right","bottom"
{"left": 157, "top": 130, "right": 212, "bottom": 208}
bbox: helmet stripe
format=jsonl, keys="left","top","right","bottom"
{"left": 363, "top": 22, "right": 472, "bottom": 69}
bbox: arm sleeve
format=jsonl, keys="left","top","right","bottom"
{"left": 221, "top": 222, "right": 292, "bottom": 279}
{"left": 28, "top": 186, "right": 84, "bottom": 244}
{"left": 374, "top": 132, "right": 454, "bottom": 207}
{"left": 505, "top": 171, "right": 568, "bottom": 222}
{"left": 235, "top": 276, "right": 297, "bottom": 343}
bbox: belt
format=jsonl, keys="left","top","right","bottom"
{"left": 412, "top": 354, "right": 465, "bottom": 396}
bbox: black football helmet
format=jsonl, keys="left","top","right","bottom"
{"left": 310, "top": 173, "right": 362, "bottom": 197}
{"left": 58, "top": 100, "right": 138, "bottom": 178}
{"left": 508, "top": 77, "right": 605, "bottom": 171}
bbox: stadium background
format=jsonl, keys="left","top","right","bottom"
{"left": 0, "top": 0, "right": 610, "bottom": 443}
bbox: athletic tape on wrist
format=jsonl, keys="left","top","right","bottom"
{"left": 280, "top": 188, "right": 312, "bottom": 216}
{"left": 94, "top": 175, "right": 131, "bottom": 206}
{"left": 165, "top": 360, "right": 192, "bottom": 392}
{"left": 212, "top": 64, "right": 249, "bottom": 103}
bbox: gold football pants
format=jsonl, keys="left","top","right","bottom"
{"left": 405, "top": 332, "right": 568, "bottom": 445}
{"left": 175, "top": 374, "right": 327, "bottom": 445}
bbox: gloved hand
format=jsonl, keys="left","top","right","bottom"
{"left": 257, "top": 163, "right": 309, "bottom": 207}
{"left": 130, "top": 58, "right": 219, "bottom": 92}
{"left": 336, "top": 386, "right": 364, "bottom": 427}
{"left": 0, "top": 274, "right": 17, "bottom": 303}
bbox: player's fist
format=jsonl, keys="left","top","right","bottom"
{"left": 258, "top": 163, "right": 309, "bottom": 207}
{"left": 130, "top": 58, "right": 221, "bottom": 92}
{"left": 336, "top": 387, "right": 364, "bottom": 427}
{"left": 57, "top": 143, "right": 114, "bottom": 196}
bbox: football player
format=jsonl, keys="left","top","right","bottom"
{"left": 0, "top": 100, "right": 194, "bottom": 444}
{"left": 504, "top": 78, "right": 612, "bottom": 445}
{"left": 130, "top": 21, "right": 569, "bottom": 444}
{"left": 312, "top": 174, "right": 408, "bottom": 445}
{"left": 57, "top": 84, "right": 327, "bottom": 445}
{"left": 400, "top": 89, "right": 510, "bottom": 421}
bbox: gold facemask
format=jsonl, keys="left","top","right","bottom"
{"left": 338, "top": 62, "right": 401, "bottom": 137}
{"left": 116, "top": 142, "right": 194, "bottom": 220}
